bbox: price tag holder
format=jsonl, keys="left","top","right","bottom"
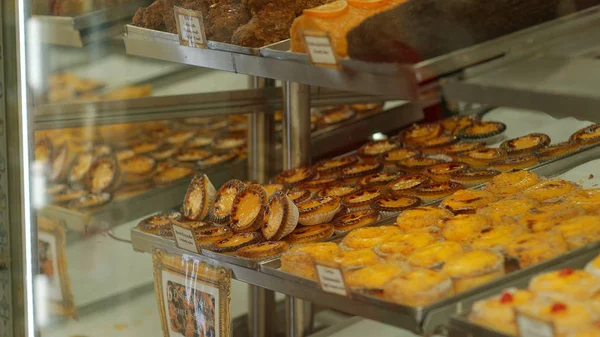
{"left": 302, "top": 30, "right": 340, "bottom": 69}
{"left": 516, "top": 310, "right": 555, "bottom": 337}
{"left": 172, "top": 224, "right": 200, "bottom": 253}
{"left": 314, "top": 260, "right": 350, "bottom": 297}
{"left": 174, "top": 7, "right": 207, "bottom": 48}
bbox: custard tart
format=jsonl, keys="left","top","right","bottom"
{"left": 570, "top": 123, "right": 600, "bottom": 145}
{"left": 49, "top": 144, "right": 69, "bottom": 182}
{"left": 194, "top": 225, "right": 233, "bottom": 248}
{"left": 413, "top": 182, "right": 464, "bottom": 202}
{"left": 93, "top": 144, "right": 112, "bottom": 157}
{"left": 518, "top": 202, "right": 585, "bottom": 233}
{"left": 175, "top": 147, "right": 211, "bottom": 163}
{"left": 320, "top": 106, "right": 356, "bottom": 125}
{"left": 316, "top": 185, "right": 360, "bottom": 199}
{"left": 343, "top": 188, "right": 381, "bottom": 212}
{"left": 335, "top": 249, "right": 381, "bottom": 270}
{"left": 378, "top": 148, "right": 421, "bottom": 168}
{"left": 385, "top": 174, "right": 430, "bottom": 196}
{"left": 116, "top": 149, "right": 136, "bottom": 162}
{"left": 35, "top": 137, "right": 53, "bottom": 164}
{"left": 274, "top": 167, "right": 317, "bottom": 186}
{"left": 565, "top": 188, "right": 600, "bottom": 213}
{"left": 86, "top": 155, "right": 120, "bottom": 193}
{"left": 52, "top": 188, "right": 88, "bottom": 204}
{"left": 458, "top": 121, "right": 506, "bottom": 144}
{"left": 262, "top": 191, "right": 299, "bottom": 240}
{"left": 198, "top": 152, "right": 238, "bottom": 168}
{"left": 214, "top": 138, "right": 246, "bottom": 152}
{"left": 153, "top": 165, "right": 194, "bottom": 185}
{"left": 442, "top": 214, "right": 491, "bottom": 243}
{"left": 423, "top": 162, "right": 469, "bottom": 183}
{"left": 374, "top": 232, "right": 437, "bottom": 260}
{"left": 470, "top": 224, "right": 528, "bottom": 253}
{"left": 286, "top": 189, "right": 312, "bottom": 205}
{"left": 468, "top": 288, "right": 536, "bottom": 336}
{"left": 345, "top": 263, "right": 407, "bottom": 291}
{"left": 440, "top": 189, "right": 497, "bottom": 214}
{"left": 235, "top": 241, "right": 289, "bottom": 261}
{"left": 284, "top": 224, "right": 334, "bottom": 246}
{"left": 357, "top": 140, "right": 399, "bottom": 163}
{"left": 487, "top": 155, "right": 539, "bottom": 172}
{"left": 340, "top": 162, "right": 383, "bottom": 183}
{"left": 181, "top": 174, "right": 217, "bottom": 221}
{"left": 529, "top": 268, "right": 600, "bottom": 301}
{"left": 149, "top": 144, "right": 179, "bottom": 161}
{"left": 500, "top": 133, "right": 551, "bottom": 157}
{"left": 384, "top": 269, "right": 453, "bottom": 307}
{"left": 297, "top": 177, "right": 337, "bottom": 192}
{"left": 131, "top": 141, "right": 162, "bottom": 155}
{"left": 476, "top": 198, "right": 539, "bottom": 225}
{"left": 263, "top": 184, "right": 286, "bottom": 197}
{"left": 212, "top": 232, "right": 263, "bottom": 254}
{"left": 449, "top": 169, "right": 500, "bottom": 188}
{"left": 230, "top": 184, "right": 267, "bottom": 233}
{"left": 396, "top": 157, "right": 444, "bottom": 173}
{"left": 521, "top": 179, "right": 579, "bottom": 202}
{"left": 535, "top": 141, "right": 580, "bottom": 162}
{"left": 370, "top": 194, "right": 422, "bottom": 218}
{"left": 350, "top": 103, "right": 383, "bottom": 114}
{"left": 280, "top": 242, "right": 340, "bottom": 280}
{"left": 297, "top": 196, "right": 341, "bottom": 226}
{"left": 359, "top": 172, "right": 400, "bottom": 189}
{"left": 313, "top": 156, "right": 358, "bottom": 177}
{"left": 443, "top": 249, "right": 505, "bottom": 293}
{"left": 440, "top": 114, "right": 481, "bottom": 135}
{"left": 340, "top": 226, "right": 401, "bottom": 251}
{"left": 484, "top": 171, "right": 541, "bottom": 197}
{"left": 120, "top": 155, "right": 156, "bottom": 184}
{"left": 396, "top": 206, "right": 453, "bottom": 234}
{"left": 68, "top": 193, "right": 112, "bottom": 210}
{"left": 554, "top": 215, "right": 600, "bottom": 250}
{"left": 417, "top": 135, "right": 460, "bottom": 154}
{"left": 400, "top": 123, "right": 444, "bottom": 145}
{"left": 68, "top": 151, "right": 94, "bottom": 186}
{"left": 166, "top": 130, "right": 195, "bottom": 145}
{"left": 332, "top": 209, "right": 380, "bottom": 234}
{"left": 407, "top": 241, "right": 465, "bottom": 269}
{"left": 137, "top": 212, "right": 181, "bottom": 234}
{"left": 438, "top": 142, "right": 486, "bottom": 160}
{"left": 505, "top": 232, "right": 568, "bottom": 268}
{"left": 211, "top": 179, "right": 245, "bottom": 224}
{"left": 458, "top": 148, "right": 507, "bottom": 169}
{"left": 185, "top": 135, "right": 213, "bottom": 148}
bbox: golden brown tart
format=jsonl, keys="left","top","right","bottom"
{"left": 484, "top": 171, "right": 541, "bottom": 197}
{"left": 175, "top": 147, "right": 211, "bottom": 163}
{"left": 500, "top": 133, "right": 551, "bottom": 157}
{"left": 521, "top": 179, "right": 579, "bottom": 202}
{"left": 321, "top": 106, "right": 356, "bottom": 125}
{"left": 286, "top": 189, "right": 312, "bottom": 205}
{"left": 535, "top": 141, "right": 580, "bottom": 162}
{"left": 214, "top": 138, "right": 246, "bottom": 152}
{"left": 417, "top": 135, "right": 460, "bottom": 154}
{"left": 345, "top": 263, "right": 408, "bottom": 291}
{"left": 212, "top": 232, "right": 263, "bottom": 254}
{"left": 332, "top": 209, "right": 380, "bottom": 234}
{"left": 374, "top": 232, "right": 437, "bottom": 260}
{"left": 378, "top": 148, "right": 422, "bottom": 167}
{"left": 211, "top": 179, "right": 246, "bottom": 224}
{"left": 396, "top": 206, "right": 453, "bottom": 234}
{"left": 262, "top": 191, "right": 299, "bottom": 240}
{"left": 131, "top": 141, "right": 162, "bottom": 155}
{"left": 343, "top": 188, "right": 381, "bottom": 211}
{"left": 570, "top": 123, "right": 600, "bottom": 145}
{"left": 116, "top": 149, "right": 136, "bottom": 162}
{"left": 166, "top": 130, "right": 195, "bottom": 145}
{"left": 359, "top": 172, "right": 401, "bottom": 189}
{"left": 505, "top": 232, "right": 568, "bottom": 268}
{"left": 152, "top": 165, "right": 194, "bottom": 185}
{"left": 185, "top": 135, "right": 213, "bottom": 148}
{"left": 297, "top": 177, "right": 337, "bottom": 192}
{"left": 340, "top": 162, "right": 383, "bottom": 182}
{"left": 284, "top": 224, "right": 334, "bottom": 246}
{"left": 422, "top": 162, "right": 469, "bottom": 183}
{"left": 357, "top": 140, "right": 399, "bottom": 163}
{"left": 351, "top": 103, "right": 383, "bottom": 114}
{"left": 313, "top": 156, "right": 358, "bottom": 177}
{"left": 297, "top": 196, "right": 341, "bottom": 226}
{"left": 440, "top": 189, "right": 497, "bottom": 214}
{"left": 68, "top": 151, "right": 94, "bottom": 186}
{"left": 565, "top": 188, "right": 600, "bottom": 213}
{"left": 458, "top": 148, "right": 508, "bottom": 169}
{"left": 414, "top": 182, "right": 464, "bottom": 202}
{"left": 458, "top": 121, "right": 506, "bottom": 144}
{"left": 396, "top": 157, "right": 444, "bottom": 173}
{"left": 371, "top": 194, "right": 422, "bottom": 218}
{"left": 441, "top": 214, "right": 491, "bottom": 243}
{"left": 386, "top": 174, "right": 430, "bottom": 196}
{"left": 263, "top": 184, "right": 286, "bottom": 197}
{"left": 442, "top": 249, "right": 505, "bottom": 293}
{"left": 449, "top": 169, "right": 501, "bottom": 188}
{"left": 400, "top": 123, "right": 444, "bottom": 145}
{"left": 86, "top": 155, "right": 120, "bottom": 193}
{"left": 137, "top": 212, "right": 181, "bottom": 234}
{"left": 384, "top": 269, "right": 454, "bottom": 307}
{"left": 440, "top": 114, "right": 481, "bottom": 135}
{"left": 407, "top": 241, "right": 465, "bottom": 269}
{"left": 280, "top": 242, "right": 340, "bottom": 279}
{"left": 148, "top": 144, "right": 179, "bottom": 161}
{"left": 518, "top": 202, "right": 585, "bottom": 233}
{"left": 235, "top": 241, "right": 289, "bottom": 261}
{"left": 68, "top": 193, "right": 112, "bottom": 210}
{"left": 487, "top": 155, "right": 540, "bottom": 172}
{"left": 93, "top": 145, "right": 112, "bottom": 157}
{"left": 52, "top": 188, "right": 88, "bottom": 204}
{"left": 317, "top": 185, "right": 360, "bottom": 199}
{"left": 438, "top": 142, "right": 486, "bottom": 160}
{"left": 230, "top": 184, "right": 267, "bottom": 233}
{"left": 476, "top": 197, "right": 539, "bottom": 224}
{"left": 274, "top": 167, "right": 317, "bottom": 185}
{"left": 194, "top": 225, "right": 233, "bottom": 248}
{"left": 120, "top": 155, "right": 156, "bottom": 184}
{"left": 198, "top": 152, "right": 237, "bottom": 168}
{"left": 181, "top": 174, "right": 217, "bottom": 221}
{"left": 340, "top": 226, "right": 401, "bottom": 251}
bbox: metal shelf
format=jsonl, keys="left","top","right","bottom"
{"left": 30, "top": 1, "right": 152, "bottom": 47}
{"left": 442, "top": 7, "right": 600, "bottom": 122}
{"left": 129, "top": 143, "right": 600, "bottom": 335}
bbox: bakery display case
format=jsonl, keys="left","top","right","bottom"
{"left": 3, "top": 1, "right": 600, "bottom": 337}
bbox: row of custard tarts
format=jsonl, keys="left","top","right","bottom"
{"left": 279, "top": 171, "right": 600, "bottom": 306}
{"left": 469, "top": 255, "right": 600, "bottom": 337}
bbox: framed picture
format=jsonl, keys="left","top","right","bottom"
{"left": 153, "top": 249, "right": 231, "bottom": 337}
{"left": 37, "top": 216, "right": 77, "bottom": 319}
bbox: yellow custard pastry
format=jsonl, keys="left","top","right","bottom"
{"left": 470, "top": 225, "right": 528, "bottom": 253}
{"left": 440, "top": 189, "right": 497, "bottom": 214}
{"left": 505, "top": 232, "right": 568, "bottom": 268}
{"left": 333, "top": 209, "right": 380, "bottom": 234}
{"left": 340, "top": 226, "right": 401, "bottom": 250}
{"left": 500, "top": 133, "right": 551, "bottom": 157}
{"left": 274, "top": 167, "right": 317, "bottom": 185}
{"left": 400, "top": 123, "right": 444, "bottom": 145}
{"left": 458, "top": 121, "right": 506, "bottom": 144}
{"left": 570, "top": 123, "right": 600, "bottom": 145}
{"left": 194, "top": 226, "right": 233, "bottom": 248}
{"left": 484, "top": 171, "right": 541, "bottom": 197}
{"left": 342, "top": 188, "right": 381, "bottom": 211}
{"left": 235, "top": 241, "right": 289, "bottom": 261}
{"left": 565, "top": 188, "right": 600, "bottom": 214}
{"left": 297, "top": 177, "right": 337, "bottom": 193}
{"left": 181, "top": 174, "right": 217, "bottom": 221}
{"left": 413, "top": 182, "right": 464, "bottom": 203}
{"left": 287, "top": 189, "right": 312, "bottom": 205}
{"left": 262, "top": 191, "right": 299, "bottom": 241}
{"left": 212, "top": 232, "right": 262, "bottom": 254}
{"left": 357, "top": 140, "right": 399, "bottom": 163}
{"left": 230, "top": 184, "right": 267, "bottom": 233}
{"left": 374, "top": 232, "right": 437, "bottom": 261}
{"left": 476, "top": 198, "right": 539, "bottom": 225}
{"left": 211, "top": 179, "right": 245, "bottom": 224}
{"left": 417, "top": 135, "right": 459, "bottom": 154}
{"left": 313, "top": 156, "right": 358, "bottom": 177}
{"left": 384, "top": 269, "right": 453, "bottom": 307}
{"left": 518, "top": 202, "right": 585, "bottom": 233}
{"left": 529, "top": 268, "right": 600, "bottom": 301}
{"left": 340, "top": 162, "right": 383, "bottom": 183}
{"left": 469, "top": 288, "right": 536, "bottom": 336}
{"left": 440, "top": 114, "right": 481, "bottom": 135}
{"left": 422, "top": 162, "right": 469, "bottom": 182}
{"left": 280, "top": 242, "right": 340, "bottom": 280}
{"left": 407, "top": 241, "right": 465, "bottom": 269}
{"left": 396, "top": 157, "right": 444, "bottom": 173}
{"left": 86, "top": 155, "right": 120, "bottom": 193}
{"left": 370, "top": 194, "right": 422, "bottom": 218}
{"left": 517, "top": 300, "right": 596, "bottom": 335}
{"left": 438, "top": 142, "right": 486, "bottom": 159}
{"left": 442, "top": 214, "right": 491, "bottom": 243}
{"left": 487, "top": 155, "right": 540, "bottom": 172}
{"left": 175, "top": 147, "right": 211, "bottom": 163}
{"left": 396, "top": 206, "right": 454, "bottom": 234}
{"left": 345, "top": 263, "right": 407, "bottom": 291}
{"left": 379, "top": 148, "right": 421, "bottom": 168}
{"left": 536, "top": 141, "right": 580, "bottom": 162}
{"left": 317, "top": 185, "right": 360, "bottom": 199}
{"left": 450, "top": 169, "right": 501, "bottom": 188}
{"left": 263, "top": 184, "right": 285, "bottom": 197}
{"left": 284, "top": 224, "right": 334, "bottom": 246}
{"left": 359, "top": 172, "right": 400, "bottom": 189}
{"left": 336, "top": 249, "right": 382, "bottom": 270}
{"left": 443, "top": 249, "right": 505, "bottom": 293}
{"left": 554, "top": 215, "right": 600, "bottom": 249}
{"left": 385, "top": 174, "right": 430, "bottom": 196}
{"left": 521, "top": 179, "right": 580, "bottom": 202}
{"left": 297, "top": 196, "right": 341, "bottom": 226}
{"left": 458, "top": 148, "right": 507, "bottom": 169}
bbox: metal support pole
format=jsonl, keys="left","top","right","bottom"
{"left": 283, "top": 81, "right": 313, "bottom": 337}
{"left": 247, "top": 76, "right": 276, "bottom": 337}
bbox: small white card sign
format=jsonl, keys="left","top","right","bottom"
{"left": 174, "top": 7, "right": 207, "bottom": 48}
{"left": 172, "top": 224, "right": 199, "bottom": 253}
{"left": 516, "top": 311, "right": 555, "bottom": 337}
{"left": 314, "top": 261, "right": 350, "bottom": 296}
{"left": 302, "top": 30, "right": 339, "bottom": 68}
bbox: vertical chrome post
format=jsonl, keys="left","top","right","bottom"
{"left": 283, "top": 81, "right": 312, "bottom": 337}
{"left": 247, "top": 76, "right": 276, "bottom": 337}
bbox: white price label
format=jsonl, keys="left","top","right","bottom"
{"left": 303, "top": 33, "right": 338, "bottom": 67}
{"left": 174, "top": 7, "right": 207, "bottom": 48}
{"left": 315, "top": 264, "right": 348, "bottom": 296}
{"left": 516, "top": 312, "right": 555, "bottom": 337}
{"left": 172, "top": 224, "right": 199, "bottom": 253}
